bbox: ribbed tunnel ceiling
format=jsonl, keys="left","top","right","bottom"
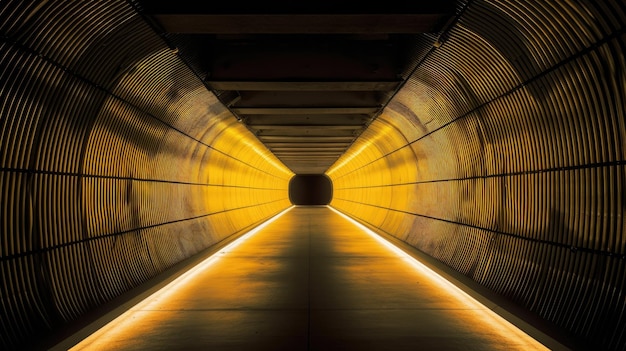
{"left": 137, "top": 1, "right": 458, "bottom": 174}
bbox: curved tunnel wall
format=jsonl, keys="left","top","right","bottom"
{"left": 0, "top": 1, "right": 292, "bottom": 349}
{"left": 328, "top": 1, "right": 625, "bottom": 350}
{"left": 0, "top": 1, "right": 625, "bottom": 350}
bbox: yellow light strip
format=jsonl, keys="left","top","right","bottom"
{"left": 68, "top": 206, "right": 294, "bottom": 351}
{"left": 327, "top": 205, "right": 551, "bottom": 350}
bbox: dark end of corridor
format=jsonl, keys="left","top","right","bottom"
{"left": 289, "top": 175, "right": 334, "bottom": 206}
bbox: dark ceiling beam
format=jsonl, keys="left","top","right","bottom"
{"left": 266, "top": 143, "right": 350, "bottom": 148}
{"left": 231, "top": 107, "right": 380, "bottom": 115}
{"left": 282, "top": 158, "right": 338, "bottom": 160}
{"left": 249, "top": 125, "right": 364, "bottom": 130}
{"left": 153, "top": 14, "right": 449, "bottom": 34}
{"left": 275, "top": 150, "right": 343, "bottom": 157}
{"left": 254, "top": 129, "right": 359, "bottom": 137}
{"left": 245, "top": 115, "right": 369, "bottom": 125}
{"left": 271, "top": 147, "right": 346, "bottom": 152}
{"left": 208, "top": 81, "right": 400, "bottom": 91}
{"left": 234, "top": 90, "right": 385, "bottom": 106}
{"left": 258, "top": 136, "right": 356, "bottom": 142}
{"left": 207, "top": 42, "right": 399, "bottom": 81}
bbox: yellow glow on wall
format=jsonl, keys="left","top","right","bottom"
{"left": 326, "top": 100, "right": 460, "bottom": 241}
{"left": 77, "top": 53, "right": 295, "bottom": 345}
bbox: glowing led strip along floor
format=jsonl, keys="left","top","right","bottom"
{"left": 67, "top": 206, "right": 295, "bottom": 350}
{"left": 328, "top": 205, "right": 552, "bottom": 350}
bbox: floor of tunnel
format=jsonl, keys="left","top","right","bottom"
{"left": 57, "top": 206, "right": 555, "bottom": 351}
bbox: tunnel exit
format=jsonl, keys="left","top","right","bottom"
{"left": 289, "top": 174, "right": 333, "bottom": 206}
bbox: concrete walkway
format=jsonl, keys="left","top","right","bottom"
{"left": 68, "top": 206, "right": 550, "bottom": 350}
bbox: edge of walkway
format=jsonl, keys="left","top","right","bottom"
{"left": 45, "top": 207, "right": 295, "bottom": 351}
{"left": 328, "top": 206, "right": 581, "bottom": 351}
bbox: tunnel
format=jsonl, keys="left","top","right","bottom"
{"left": 0, "top": 1, "right": 624, "bottom": 350}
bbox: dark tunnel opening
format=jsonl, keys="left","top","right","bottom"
{"left": 289, "top": 174, "right": 333, "bottom": 205}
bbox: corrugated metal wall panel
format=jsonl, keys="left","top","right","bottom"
{"left": 328, "top": 1, "right": 625, "bottom": 349}
{"left": 0, "top": 1, "right": 292, "bottom": 349}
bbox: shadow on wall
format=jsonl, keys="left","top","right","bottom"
{"left": 289, "top": 174, "right": 333, "bottom": 205}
